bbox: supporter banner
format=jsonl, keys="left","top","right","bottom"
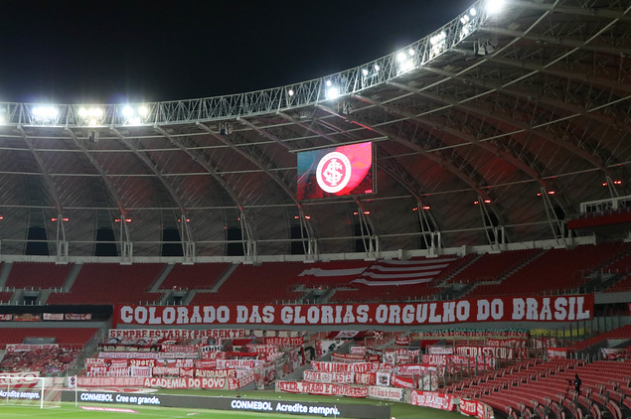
{"left": 216, "top": 359, "right": 266, "bottom": 369}
{"left": 368, "top": 386, "right": 404, "bottom": 402}
{"left": 129, "top": 359, "right": 157, "bottom": 368}
{"left": 196, "top": 369, "right": 235, "bottom": 379}
{"left": 130, "top": 367, "right": 152, "bottom": 377}
{"left": 303, "top": 371, "right": 355, "bottom": 384}
{"left": 410, "top": 390, "right": 454, "bottom": 411}
{"left": 350, "top": 346, "right": 366, "bottom": 355}
{"left": 162, "top": 344, "right": 198, "bottom": 353}
{"left": 394, "top": 364, "right": 438, "bottom": 376}
{"left": 460, "top": 399, "right": 494, "bottom": 419}
{"left": 114, "top": 295, "right": 593, "bottom": 326}
{"left": 6, "top": 344, "right": 58, "bottom": 352}
{"left": 391, "top": 375, "right": 415, "bottom": 389}
{"left": 108, "top": 329, "right": 245, "bottom": 340}
{"left": 196, "top": 360, "right": 217, "bottom": 369}
{"left": 547, "top": 348, "right": 569, "bottom": 359}
{"left": 43, "top": 313, "right": 64, "bottom": 321}
{"left": 99, "top": 352, "right": 160, "bottom": 359}
{"left": 427, "top": 346, "right": 454, "bottom": 355}
{"left": 454, "top": 346, "right": 513, "bottom": 360}
{"left": 13, "top": 313, "right": 41, "bottom": 322}
{"left": 311, "top": 361, "right": 380, "bottom": 373}
{"left": 0, "top": 313, "right": 13, "bottom": 321}
{"left": 354, "top": 372, "right": 376, "bottom": 386}
{"left": 77, "top": 377, "right": 146, "bottom": 387}
{"left": 600, "top": 348, "right": 627, "bottom": 360}
{"left": 152, "top": 367, "right": 181, "bottom": 377}
{"left": 331, "top": 353, "right": 379, "bottom": 363}
{"left": 143, "top": 377, "right": 226, "bottom": 389}
{"left": 65, "top": 313, "right": 92, "bottom": 321}
{"left": 263, "top": 337, "right": 304, "bottom": 347}
{"left": 396, "top": 336, "right": 410, "bottom": 346}
{"left": 228, "top": 372, "right": 255, "bottom": 390}
{"left": 414, "top": 329, "right": 529, "bottom": 339}
{"left": 277, "top": 381, "right": 368, "bottom": 398}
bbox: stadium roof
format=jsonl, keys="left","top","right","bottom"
{"left": 0, "top": 0, "right": 629, "bottom": 259}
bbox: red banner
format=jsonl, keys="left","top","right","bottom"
{"left": 303, "top": 370, "right": 355, "bottom": 384}
{"left": 311, "top": 361, "right": 380, "bottom": 373}
{"left": 547, "top": 348, "right": 569, "bottom": 359}
{"left": 368, "top": 386, "right": 404, "bottom": 401}
{"left": 65, "top": 313, "right": 92, "bottom": 321}
{"left": 0, "top": 314, "right": 12, "bottom": 321}
{"left": 354, "top": 372, "right": 376, "bottom": 385}
{"left": 277, "top": 381, "right": 368, "bottom": 398}
{"left": 13, "top": 313, "right": 41, "bottom": 322}
{"left": 460, "top": 398, "right": 494, "bottom": 419}
{"left": 263, "top": 336, "right": 304, "bottom": 347}
{"left": 410, "top": 390, "right": 454, "bottom": 411}
{"left": 330, "top": 353, "right": 380, "bottom": 363}
{"left": 43, "top": 313, "right": 64, "bottom": 321}
{"left": 142, "top": 377, "right": 226, "bottom": 389}
{"left": 114, "top": 295, "right": 593, "bottom": 326}
{"left": 391, "top": 374, "right": 415, "bottom": 389}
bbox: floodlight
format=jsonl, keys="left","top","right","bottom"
{"left": 326, "top": 80, "right": 332, "bottom": 87}
{"left": 460, "top": 15, "right": 470, "bottom": 24}
{"left": 33, "top": 106, "right": 59, "bottom": 119}
{"left": 288, "top": 88, "right": 295, "bottom": 96}
{"left": 486, "top": 0, "right": 504, "bottom": 14}
{"left": 122, "top": 106, "right": 134, "bottom": 118}
{"left": 362, "top": 68, "right": 369, "bottom": 76}
{"left": 326, "top": 86, "right": 340, "bottom": 100}
{"left": 470, "top": 7, "right": 477, "bottom": 16}
{"left": 374, "top": 64, "right": 380, "bottom": 72}
{"left": 138, "top": 105, "right": 149, "bottom": 117}
{"left": 408, "top": 48, "right": 415, "bottom": 56}
{"left": 397, "top": 52, "right": 407, "bottom": 63}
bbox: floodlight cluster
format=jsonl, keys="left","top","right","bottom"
{"left": 122, "top": 105, "right": 149, "bottom": 126}
{"left": 77, "top": 107, "right": 105, "bottom": 127}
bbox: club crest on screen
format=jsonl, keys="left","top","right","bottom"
{"left": 316, "top": 152, "right": 352, "bottom": 193}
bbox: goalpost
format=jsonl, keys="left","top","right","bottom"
{"left": 0, "top": 375, "right": 66, "bottom": 409}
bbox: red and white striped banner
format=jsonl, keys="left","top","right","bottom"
{"left": 410, "top": 390, "right": 454, "bottom": 411}
{"left": 277, "top": 381, "right": 368, "bottom": 398}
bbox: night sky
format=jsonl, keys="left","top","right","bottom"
{"left": 0, "top": 0, "right": 473, "bottom": 104}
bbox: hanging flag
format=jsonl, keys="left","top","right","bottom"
{"left": 350, "top": 258, "right": 455, "bottom": 286}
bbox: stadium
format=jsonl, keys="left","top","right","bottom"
{"left": 0, "top": 0, "right": 630, "bottom": 418}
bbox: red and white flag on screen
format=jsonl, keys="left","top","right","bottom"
{"left": 350, "top": 258, "right": 455, "bottom": 286}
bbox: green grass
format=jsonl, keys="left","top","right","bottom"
{"left": 0, "top": 389, "right": 464, "bottom": 419}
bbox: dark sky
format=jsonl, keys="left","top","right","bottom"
{"left": 0, "top": 0, "right": 473, "bottom": 103}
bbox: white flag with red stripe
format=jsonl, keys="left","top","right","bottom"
{"left": 351, "top": 258, "right": 455, "bottom": 286}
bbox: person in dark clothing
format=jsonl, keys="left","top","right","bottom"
{"left": 568, "top": 373, "right": 582, "bottom": 395}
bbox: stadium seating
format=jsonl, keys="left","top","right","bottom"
{"left": 467, "top": 243, "right": 627, "bottom": 297}
{"left": 46, "top": 263, "right": 164, "bottom": 305}
{"left": 191, "top": 262, "right": 308, "bottom": 304}
{"left": 0, "top": 327, "right": 98, "bottom": 349}
{"left": 5, "top": 262, "right": 72, "bottom": 289}
{"left": 448, "top": 249, "right": 541, "bottom": 284}
{"left": 159, "top": 263, "right": 232, "bottom": 290}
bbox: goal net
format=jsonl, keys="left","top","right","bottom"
{"left": 0, "top": 375, "right": 63, "bottom": 408}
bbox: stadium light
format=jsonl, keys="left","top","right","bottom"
{"left": 287, "top": 88, "right": 295, "bottom": 97}
{"left": 77, "top": 106, "right": 105, "bottom": 126}
{"left": 121, "top": 104, "right": 148, "bottom": 125}
{"left": 32, "top": 105, "right": 59, "bottom": 124}
{"left": 486, "top": 0, "right": 505, "bottom": 14}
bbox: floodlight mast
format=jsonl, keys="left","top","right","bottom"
{"left": 0, "top": 0, "right": 492, "bottom": 127}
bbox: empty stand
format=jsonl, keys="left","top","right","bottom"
{"left": 5, "top": 262, "right": 72, "bottom": 289}
{"left": 159, "top": 263, "right": 231, "bottom": 290}
{"left": 0, "top": 327, "right": 98, "bottom": 349}
{"left": 191, "top": 262, "right": 308, "bottom": 304}
{"left": 448, "top": 249, "right": 541, "bottom": 284}
{"left": 46, "top": 263, "right": 164, "bottom": 305}
{"left": 468, "top": 243, "right": 627, "bottom": 298}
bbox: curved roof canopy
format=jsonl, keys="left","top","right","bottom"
{"left": 0, "top": 0, "right": 629, "bottom": 258}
